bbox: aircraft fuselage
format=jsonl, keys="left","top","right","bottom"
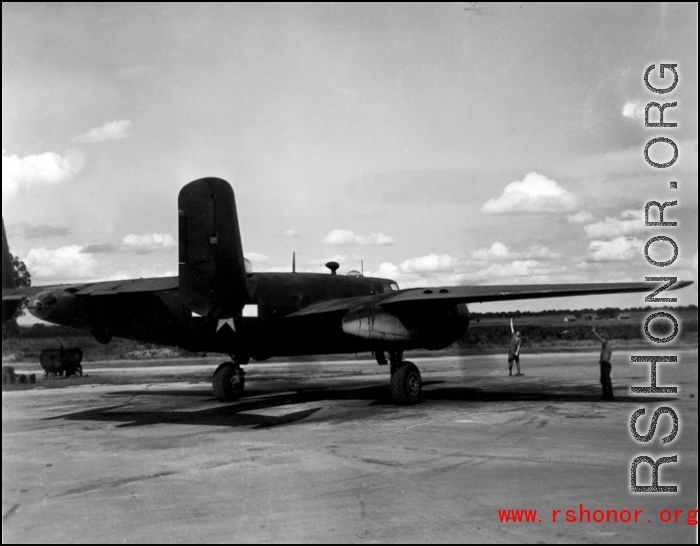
{"left": 29, "top": 272, "right": 471, "bottom": 359}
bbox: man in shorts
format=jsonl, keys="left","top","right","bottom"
{"left": 508, "top": 318, "right": 522, "bottom": 376}
{"left": 592, "top": 327, "right": 613, "bottom": 399}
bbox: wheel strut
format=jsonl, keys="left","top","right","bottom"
{"left": 389, "top": 351, "right": 403, "bottom": 374}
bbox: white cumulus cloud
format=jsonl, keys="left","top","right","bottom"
{"left": 2, "top": 150, "right": 81, "bottom": 199}
{"left": 366, "top": 255, "right": 572, "bottom": 288}
{"left": 373, "top": 262, "right": 399, "bottom": 279}
{"left": 74, "top": 120, "right": 132, "bottom": 143}
{"left": 366, "top": 233, "right": 394, "bottom": 245}
{"left": 482, "top": 172, "right": 577, "bottom": 214}
{"left": 470, "top": 242, "right": 511, "bottom": 261}
{"left": 470, "top": 242, "right": 561, "bottom": 261}
{"left": 567, "top": 211, "right": 594, "bottom": 224}
{"left": 399, "top": 254, "right": 459, "bottom": 273}
{"left": 323, "top": 229, "right": 394, "bottom": 246}
{"left": 587, "top": 237, "right": 643, "bottom": 262}
{"left": 584, "top": 210, "right": 645, "bottom": 239}
{"left": 24, "top": 245, "right": 98, "bottom": 282}
{"left": 121, "top": 233, "right": 176, "bottom": 253}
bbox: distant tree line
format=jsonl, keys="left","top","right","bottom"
{"left": 456, "top": 320, "right": 697, "bottom": 348}
{"left": 7, "top": 323, "right": 85, "bottom": 339}
{"left": 1, "top": 255, "right": 31, "bottom": 338}
{"left": 472, "top": 305, "right": 697, "bottom": 320}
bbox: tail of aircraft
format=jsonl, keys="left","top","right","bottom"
{"left": 177, "top": 178, "right": 249, "bottom": 318}
{"left": 2, "top": 220, "right": 15, "bottom": 290}
{"left": 2, "top": 219, "right": 22, "bottom": 322}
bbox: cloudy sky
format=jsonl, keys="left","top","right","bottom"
{"left": 2, "top": 3, "right": 697, "bottom": 319}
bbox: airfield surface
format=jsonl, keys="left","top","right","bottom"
{"left": 3, "top": 350, "right": 698, "bottom": 544}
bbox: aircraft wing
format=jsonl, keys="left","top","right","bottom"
{"left": 2, "top": 283, "right": 80, "bottom": 300}
{"left": 286, "top": 280, "right": 693, "bottom": 318}
{"left": 380, "top": 280, "right": 694, "bottom": 305}
{"left": 1, "top": 276, "right": 179, "bottom": 300}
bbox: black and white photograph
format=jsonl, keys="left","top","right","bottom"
{"left": 2, "top": 2, "right": 697, "bottom": 543}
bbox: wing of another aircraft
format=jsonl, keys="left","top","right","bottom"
{"left": 1, "top": 277, "right": 181, "bottom": 330}
{"left": 286, "top": 280, "right": 694, "bottom": 318}
{"left": 1, "top": 277, "right": 179, "bottom": 302}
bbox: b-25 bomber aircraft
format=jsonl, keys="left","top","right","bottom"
{"left": 2, "top": 178, "right": 693, "bottom": 404}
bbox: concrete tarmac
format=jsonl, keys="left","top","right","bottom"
{"left": 2, "top": 350, "right": 698, "bottom": 543}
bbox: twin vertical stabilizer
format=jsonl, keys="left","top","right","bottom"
{"left": 178, "top": 178, "right": 249, "bottom": 318}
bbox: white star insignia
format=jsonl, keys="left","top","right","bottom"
{"left": 216, "top": 318, "right": 236, "bottom": 332}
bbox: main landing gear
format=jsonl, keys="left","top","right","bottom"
{"left": 212, "top": 355, "right": 248, "bottom": 401}
{"left": 388, "top": 351, "right": 422, "bottom": 405}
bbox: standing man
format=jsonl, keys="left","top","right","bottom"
{"left": 508, "top": 318, "right": 522, "bottom": 376}
{"left": 592, "top": 327, "right": 613, "bottom": 399}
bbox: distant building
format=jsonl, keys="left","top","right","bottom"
{"left": 563, "top": 316, "right": 577, "bottom": 322}
{"left": 619, "top": 314, "right": 630, "bottom": 320}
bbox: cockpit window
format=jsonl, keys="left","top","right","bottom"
{"left": 383, "top": 282, "right": 400, "bottom": 292}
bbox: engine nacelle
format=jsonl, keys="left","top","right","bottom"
{"left": 342, "top": 305, "right": 411, "bottom": 343}
{"left": 28, "top": 289, "right": 89, "bottom": 329}
{"left": 27, "top": 290, "right": 61, "bottom": 321}
{"left": 415, "top": 303, "right": 470, "bottom": 350}
{"left": 341, "top": 303, "right": 470, "bottom": 350}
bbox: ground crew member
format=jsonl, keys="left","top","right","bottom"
{"left": 592, "top": 327, "right": 613, "bottom": 399}
{"left": 508, "top": 318, "right": 522, "bottom": 376}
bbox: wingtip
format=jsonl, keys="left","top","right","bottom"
{"left": 675, "top": 280, "right": 694, "bottom": 289}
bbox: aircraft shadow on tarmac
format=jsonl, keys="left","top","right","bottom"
{"left": 43, "top": 382, "right": 680, "bottom": 429}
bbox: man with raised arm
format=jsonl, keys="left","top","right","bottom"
{"left": 592, "top": 327, "right": 614, "bottom": 400}
{"left": 508, "top": 318, "right": 522, "bottom": 376}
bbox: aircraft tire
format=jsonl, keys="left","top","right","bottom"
{"left": 213, "top": 362, "right": 245, "bottom": 401}
{"left": 390, "top": 361, "right": 421, "bottom": 405}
